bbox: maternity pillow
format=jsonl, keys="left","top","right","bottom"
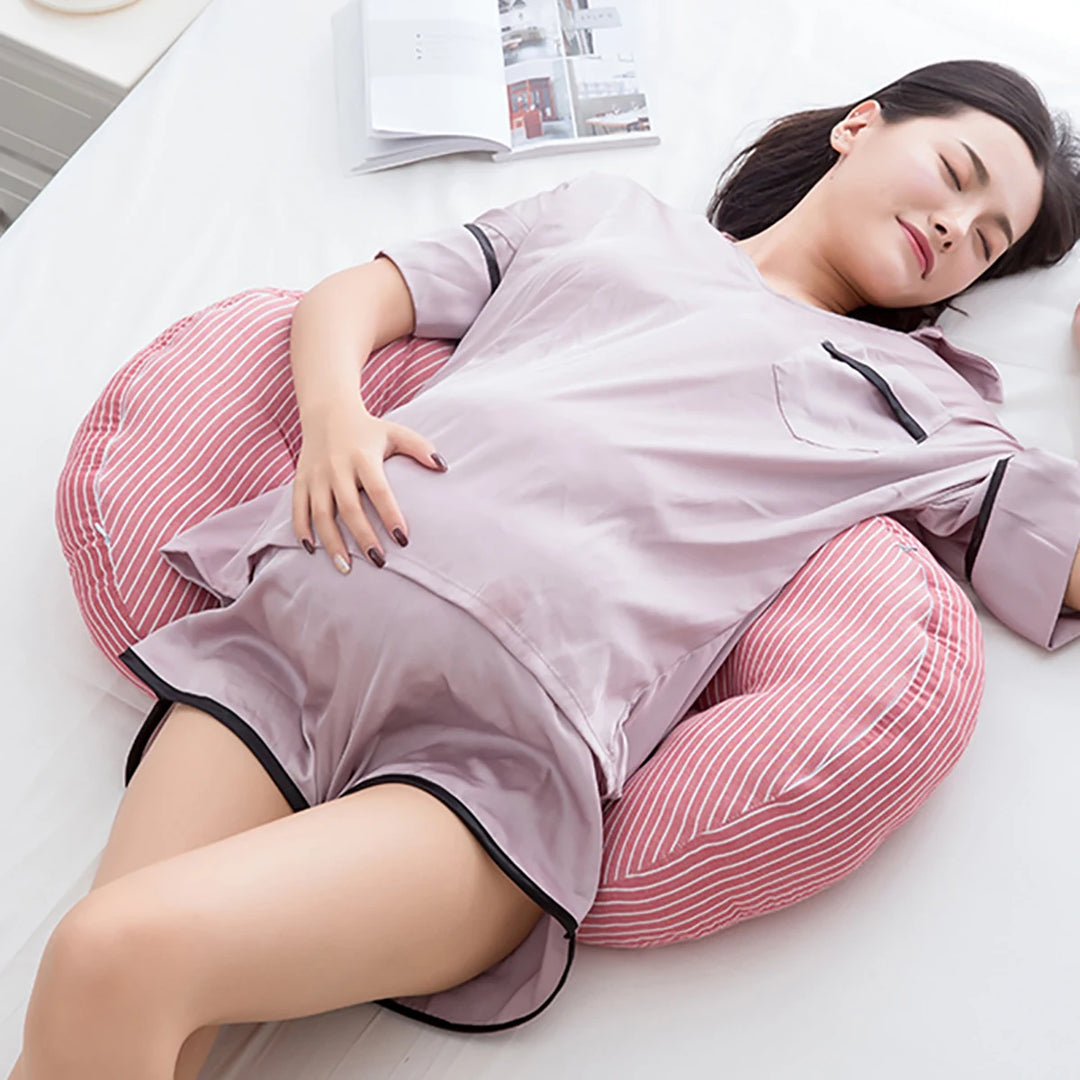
{"left": 55, "top": 287, "right": 985, "bottom": 947}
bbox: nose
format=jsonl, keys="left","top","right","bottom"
{"left": 930, "top": 217, "right": 954, "bottom": 252}
{"left": 930, "top": 209, "right": 978, "bottom": 253}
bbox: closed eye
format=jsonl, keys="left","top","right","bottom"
{"left": 940, "top": 155, "right": 992, "bottom": 261}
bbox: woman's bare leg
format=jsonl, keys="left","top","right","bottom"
{"left": 17, "top": 779, "right": 544, "bottom": 1078}
{"left": 7, "top": 702, "right": 293, "bottom": 1080}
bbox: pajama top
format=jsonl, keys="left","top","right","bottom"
{"left": 200, "top": 171, "right": 1080, "bottom": 802}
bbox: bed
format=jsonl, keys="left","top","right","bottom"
{"left": 2, "top": 0, "right": 1079, "bottom": 1075}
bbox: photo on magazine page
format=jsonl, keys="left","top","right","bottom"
{"left": 499, "top": 0, "right": 651, "bottom": 149}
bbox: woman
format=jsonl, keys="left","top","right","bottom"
{"left": 10, "top": 59, "right": 1080, "bottom": 1079}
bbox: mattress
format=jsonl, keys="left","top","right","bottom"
{"left": 1, "top": 0, "right": 1078, "bottom": 1075}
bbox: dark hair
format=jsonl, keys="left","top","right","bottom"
{"left": 706, "top": 59, "right": 1080, "bottom": 333}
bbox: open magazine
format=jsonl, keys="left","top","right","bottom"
{"left": 332, "top": 0, "right": 659, "bottom": 173}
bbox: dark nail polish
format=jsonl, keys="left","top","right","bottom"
{"left": 393, "top": 528, "right": 408, "bottom": 547}
{"left": 432, "top": 453, "right": 449, "bottom": 472}
{"left": 368, "top": 546, "right": 386, "bottom": 568}
{"left": 302, "top": 538, "right": 315, "bottom": 554}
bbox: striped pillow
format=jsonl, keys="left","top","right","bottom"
{"left": 55, "top": 288, "right": 984, "bottom": 946}
{"left": 56, "top": 287, "right": 457, "bottom": 674}
{"left": 578, "top": 513, "right": 984, "bottom": 947}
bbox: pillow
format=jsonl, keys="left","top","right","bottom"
{"left": 55, "top": 287, "right": 459, "bottom": 679}
{"left": 56, "top": 288, "right": 984, "bottom": 946}
{"left": 577, "top": 512, "right": 984, "bottom": 946}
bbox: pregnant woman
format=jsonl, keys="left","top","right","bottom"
{"left": 10, "top": 58, "right": 1080, "bottom": 1079}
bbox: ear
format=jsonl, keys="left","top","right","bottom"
{"left": 831, "top": 99, "right": 882, "bottom": 154}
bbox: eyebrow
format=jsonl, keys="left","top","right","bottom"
{"left": 958, "top": 140, "right": 1015, "bottom": 248}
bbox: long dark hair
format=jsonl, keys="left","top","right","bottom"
{"left": 706, "top": 60, "right": 1080, "bottom": 333}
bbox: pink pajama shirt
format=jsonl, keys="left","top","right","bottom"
{"left": 120, "top": 170, "right": 1080, "bottom": 1032}
{"left": 368, "top": 171, "right": 1080, "bottom": 796}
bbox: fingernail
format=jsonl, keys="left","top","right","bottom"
{"left": 432, "top": 452, "right": 449, "bottom": 472}
{"left": 392, "top": 527, "right": 408, "bottom": 547}
{"left": 334, "top": 553, "right": 351, "bottom": 575}
{"left": 367, "top": 546, "right": 386, "bottom": 568}
{"left": 302, "top": 538, "right": 315, "bottom": 555}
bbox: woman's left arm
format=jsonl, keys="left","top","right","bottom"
{"left": 890, "top": 446, "right": 1080, "bottom": 651}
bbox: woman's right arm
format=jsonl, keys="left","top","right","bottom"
{"left": 289, "top": 255, "right": 416, "bottom": 423}
{"left": 289, "top": 175, "right": 589, "bottom": 569}
{"left": 289, "top": 256, "right": 449, "bottom": 573}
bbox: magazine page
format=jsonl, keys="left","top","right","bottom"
{"left": 494, "top": 0, "right": 658, "bottom": 160}
{"left": 363, "top": 0, "right": 511, "bottom": 145}
{"left": 333, "top": 0, "right": 511, "bottom": 173}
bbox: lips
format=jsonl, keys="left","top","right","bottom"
{"left": 900, "top": 220, "right": 934, "bottom": 278}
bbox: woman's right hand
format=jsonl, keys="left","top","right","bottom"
{"left": 292, "top": 397, "right": 448, "bottom": 573}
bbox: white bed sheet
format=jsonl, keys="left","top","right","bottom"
{"left": 2, "top": 0, "right": 1079, "bottom": 1075}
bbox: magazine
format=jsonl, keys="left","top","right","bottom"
{"left": 332, "top": 0, "right": 659, "bottom": 173}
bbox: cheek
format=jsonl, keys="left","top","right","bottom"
{"left": 899, "top": 161, "right": 943, "bottom": 208}
{"left": 870, "top": 146, "right": 947, "bottom": 214}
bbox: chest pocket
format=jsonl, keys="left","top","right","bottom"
{"left": 772, "top": 339, "right": 951, "bottom": 453}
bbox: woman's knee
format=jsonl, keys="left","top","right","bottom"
{"left": 22, "top": 898, "right": 195, "bottom": 1075}
{"left": 29, "top": 893, "right": 190, "bottom": 1040}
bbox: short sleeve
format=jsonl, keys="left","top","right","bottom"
{"left": 891, "top": 447, "right": 1080, "bottom": 650}
{"left": 373, "top": 177, "right": 579, "bottom": 340}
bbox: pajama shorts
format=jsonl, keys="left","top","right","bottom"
{"left": 119, "top": 540, "right": 604, "bottom": 1032}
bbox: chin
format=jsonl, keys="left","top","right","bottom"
{"left": 861, "top": 282, "right": 921, "bottom": 312}
{"left": 853, "top": 257, "right": 921, "bottom": 311}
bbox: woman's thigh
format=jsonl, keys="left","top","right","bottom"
{"left": 68, "top": 780, "right": 544, "bottom": 1029}
{"left": 91, "top": 701, "right": 294, "bottom": 891}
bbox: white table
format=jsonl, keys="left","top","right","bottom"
{"left": 0, "top": 0, "right": 211, "bottom": 231}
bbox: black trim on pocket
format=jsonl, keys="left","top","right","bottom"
{"left": 464, "top": 223, "right": 501, "bottom": 294}
{"left": 964, "top": 456, "right": 1012, "bottom": 582}
{"left": 820, "top": 339, "right": 928, "bottom": 442}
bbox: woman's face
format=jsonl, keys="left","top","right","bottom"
{"left": 821, "top": 100, "right": 1044, "bottom": 311}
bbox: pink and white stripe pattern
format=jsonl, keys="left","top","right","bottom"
{"left": 56, "top": 287, "right": 458, "bottom": 682}
{"left": 56, "top": 288, "right": 984, "bottom": 946}
{"left": 577, "top": 515, "right": 984, "bottom": 947}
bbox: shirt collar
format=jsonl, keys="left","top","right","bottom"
{"left": 908, "top": 325, "right": 1005, "bottom": 404}
{"left": 718, "top": 231, "right": 1006, "bottom": 404}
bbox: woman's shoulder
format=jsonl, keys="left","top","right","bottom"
{"left": 906, "top": 325, "right": 1004, "bottom": 404}
{"left": 554, "top": 170, "right": 656, "bottom": 207}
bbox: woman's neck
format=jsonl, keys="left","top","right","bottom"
{"left": 731, "top": 196, "right": 864, "bottom": 315}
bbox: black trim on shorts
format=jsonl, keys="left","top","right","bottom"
{"left": 463, "top": 223, "right": 501, "bottom": 294}
{"left": 964, "top": 456, "right": 1012, "bottom": 583}
{"left": 820, "top": 339, "right": 929, "bottom": 442}
{"left": 118, "top": 647, "right": 310, "bottom": 812}
{"left": 340, "top": 772, "right": 579, "bottom": 1034}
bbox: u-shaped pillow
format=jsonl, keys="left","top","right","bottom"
{"left": 55, "top": 288, "right": 984, "bottom": 946}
